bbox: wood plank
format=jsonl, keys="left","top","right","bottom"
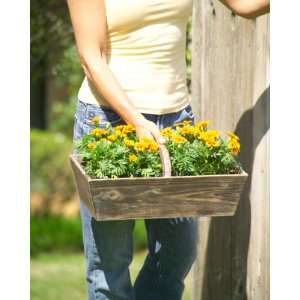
{"left": 89, "top": 172, "right": 248, "bottom": 187}
{"left": 69, "top": 155, "right": 95, "bottom": 217}
{"left": 69, "top": 155, "right": 247, "bottom": 220}
{"left": 192, "top": 2, "right": 254, "bottom": 296}
{"left": 91, "top": 183, "right": 241, "bottom": 220}
{"left": 191, "top": 1, "right": 269, "bottom": 299}
{"left": 246, "top": 15, "right": 270, "bottom": 300}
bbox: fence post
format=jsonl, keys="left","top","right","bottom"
{"left": 191, "top": 1, "right": 269, "bottom": 299}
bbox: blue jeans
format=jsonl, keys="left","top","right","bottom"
{"left": 72, "top": 100, "right": 199, "bottom": 300}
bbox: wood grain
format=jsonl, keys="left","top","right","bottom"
{"left": 69, "top": 154, "right": 95, "bottom": 216}
{"left": 246, "top": 15, "right": 270, "bottom": 300}
{"left": 191, "top": 1, "right": 269, "bottom": 299}
{"left": 69, "top": 154, "right": 247, "bottom": 220}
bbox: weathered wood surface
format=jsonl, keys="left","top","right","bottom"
{"left": 70, "top": 155, "right": 247, "bottom": 221}
{"left": 246, "top": 15, "right": 270, "bottom": 300}
{"left": 191, "top": 1, "right": 269, "bottom": 299}
{"left": 69, "top": 154, "right": 95, "bottom": 214}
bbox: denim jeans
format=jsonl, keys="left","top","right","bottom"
{"left": 72, "top": 100, "right": 199, "bottom": 300}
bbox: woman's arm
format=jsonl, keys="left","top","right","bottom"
{"left": 218, "top": 0, "right": 270, "bottom": 18}
{"left": 66, "top": 0, "right": 165, "bottom": 143}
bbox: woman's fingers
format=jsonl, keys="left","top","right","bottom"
{"left": 136, "top": 128, "right": 152, "bottom": 140}
{"left": 134, "top": 119, "right": 165, "bottom": 144}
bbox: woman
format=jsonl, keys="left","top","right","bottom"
{"left": 66, "top": 1, "right": 269, "bottom": 299}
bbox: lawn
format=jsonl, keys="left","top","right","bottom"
{"left": 31, "top": 250, "right": 192, "bottom": 300}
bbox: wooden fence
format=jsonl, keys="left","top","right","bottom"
{"left": 191, "top": 1, "right": 269, "bottom": 299}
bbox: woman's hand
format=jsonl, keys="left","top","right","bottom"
{"left": 132, "top": 116, "right": 166, "bottom": 144}
{"left": 218, "top": 0, "right": 269, "bottom": 18}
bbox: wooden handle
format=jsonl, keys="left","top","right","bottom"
{"left": 159, "top": 144, "right": 172, "bottom": 177}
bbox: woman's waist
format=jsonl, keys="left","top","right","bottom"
{"left": 78, "top": 80, "right": 190, "bottom": 115}
{"left": 95, "top": 62, "right": 187, "bottom": 92}
{"left": 79, "top": 74, "right": 188, "bottom": 101}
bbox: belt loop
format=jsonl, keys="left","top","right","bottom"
{"left": 158, "top": 115, "right": 164, "bottom": 130}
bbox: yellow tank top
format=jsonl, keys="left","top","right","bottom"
{"left": 78, "top": 0, "right": 193, "bottom": 114}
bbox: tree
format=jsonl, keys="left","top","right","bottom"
{"left": 30, "top": 0, "right": 73, "bottom": 129}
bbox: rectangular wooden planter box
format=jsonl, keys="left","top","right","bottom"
{"left": 70, "top": 154, "right": 248, "bottom": 221}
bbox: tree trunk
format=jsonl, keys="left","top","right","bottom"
{"left": 30, "top": 56, "right": 48, "bottom": 129}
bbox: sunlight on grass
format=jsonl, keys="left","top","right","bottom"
{"left": 31, "top": 251, "right": 192, "bottom": 300}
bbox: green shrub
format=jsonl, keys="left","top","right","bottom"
{"left": 30, "top": 129, "right": 75, "bottom": 199}
{"left": 30, "top": 216, "right": 83, "bottom": 256}
{"left": 31, "top": 216, "right": 147, "bottom": 256}
{"left": 49, "top": 96, "right": 77, "bottom": 137}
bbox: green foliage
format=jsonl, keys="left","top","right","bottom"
{"left": 31, "top": 2, "right": 82, "bottom": 134}
{"left": 77, "top": 125, "right": 162, "bottom": 179}
{"left": 31, "top": 0, "right": 73, "bottom": 81}
{"left": 76, "top": 122, "right": 242, "bottom": 179}
{"left": 52, "top": 45, "right": 82, "bottom": 84}
{"left": 30, "top": 216, "right": 147, "bottom": 256}
{"left": 46, "top": 47, "right": 82, "bottom": 136}
{"left": 30, "top": 129, "right": 75, "bottom": 198}
{"left": 49, "top": 96, "right": 77, "bottom": 137}
{"left": 168, "top": 138, "right": 241, "bottom": 176}
{"left": 30, "top": 216, "right": 83, "bottom": 256}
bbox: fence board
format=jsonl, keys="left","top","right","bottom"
{"left": 191, "top": 1, "right": 269, "bottom": 299}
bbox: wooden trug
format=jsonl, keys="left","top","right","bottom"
{"left": 70, "top": 154, "right": 248, "bottom": 221}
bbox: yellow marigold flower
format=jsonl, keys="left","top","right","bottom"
{"left": 124, "top": 139, "right": 135, "bottom": 147}
{"left": 207, "top": 130, "right": 220, "bottom": 138}
{"left": 134, "top": 142, "right": 146, "bottom": 152}
{"left": 171, "top": 135, "right": 187, "bottom": 143}
{"left": 134, "top": 137, "right": 160, "bottom": 152}
{"left": 148, "top": 141, "right": 159, "bottom": 152}
{"left": 198, "top": 131, "right": 208, "bottom": 140}
{"left": 129, "top": 154, "right": 138, "bottom": 162}
{"left": 115, "top": 124, "right": 135, "bottom": 136}
{"left": 227, "top": 131, "right": 240, "bottom": 142}
{"left": 141, "top": 137, "right": 159, "bottom": 152}
{"left": 178, "top": 125, "right": 195, "bottom": 136}
{"left": 107, "top": 134, "right": 117, "bottom": 142}
{"left": 90, "top": 128, "right": 108, "bottom": 137}
{"left": 192, "top": 127, "right": 201, "bottom": 136}
{"left": 174, "top": 120, "right": 193, "bottom": 127}
{"left": 160, "top": 127, "right": 173, "bottom": 138}
{"left": 87, "top": 141, "right": 97, "bottom": 150}
{"left": 100, "top": 138, "right": 108, "bottom": 142}
{"left": 198, "top": 130, "right": 220, "bottom": 148}
{"left": 115, "top": 129, "right": 127, "bottom": 138}
{"left": 229, "top": 139, "right": 240, "bottom": 155}
{"left": 115, "top": 125, "right": 125, "bottom": 131}
{"left": 195, "top": 120, "right": 211, "bottom": 131}
{"left": 206, "top": 139, "right": 220, "bottom": 148}
{"left": 140, "top": 136, "right": 152, "bottom": 143}
{"left": 197, "top": 131, "right": 212, "bottom": 140}
{"left": 122, "top": 124, "right": 135, "bottom": 134}
{"left": 90, "top": 116, "right": 101, "bottom": 125}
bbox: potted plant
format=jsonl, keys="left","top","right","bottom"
{"left": 70, "top": 119, "right": 248, "bottom": 220}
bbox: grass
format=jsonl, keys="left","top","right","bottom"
{"left": 31, "top": 251, "right": 192, "bottom": 300}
